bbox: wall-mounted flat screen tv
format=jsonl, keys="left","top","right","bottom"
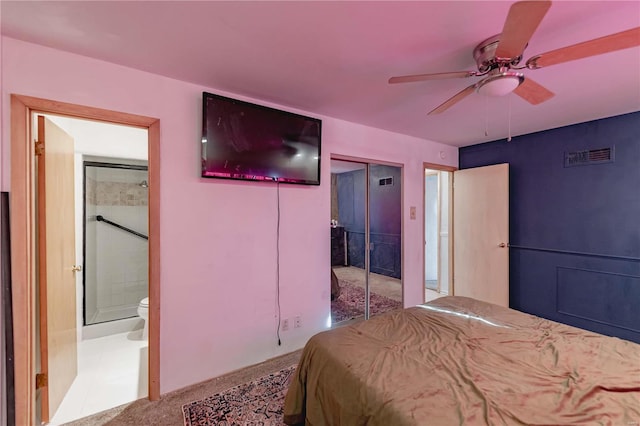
{"left": 201, "top": 92, "right": 322, "bottom": 185}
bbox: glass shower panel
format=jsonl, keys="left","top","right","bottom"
{"left": 84, "top": 162, "right": 149, "bottom": 325}
{"left": 368, "top": 164, "right": 403, "bottom": 318}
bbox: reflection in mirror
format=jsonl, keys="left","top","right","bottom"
{"left": 330, "top": 159, "right": 403, "bottom": 326}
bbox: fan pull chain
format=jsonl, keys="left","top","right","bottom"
{"left": 484, "top": 95, "right": 489, "bottom": 137}
{"left": 507, "top": 94, "right": 512, "bottom": 142}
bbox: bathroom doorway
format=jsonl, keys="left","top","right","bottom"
{"left": 38, "top": 115, "right": 150, "bottom": 424}
{"left": 329, "top": 158, "right": 403, "bottom": 326}
{"left": 423, "top": 163, "right": 455, "bottom": 303}
{"left": 9, "top": 95, "right": 160, "bottom": 426}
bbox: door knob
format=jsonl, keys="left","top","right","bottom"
{"left": 498, "top": 243, "right": 506, "bottom": 248}
{"left": 71, "top": 265, "right": 82, "bottom": 272}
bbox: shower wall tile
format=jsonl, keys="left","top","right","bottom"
{"left": 86, "top": 176, "right": 97, "bottom": 205}
{"left": 85, "top": 201, "right": 98, "bottom": 323}
{"left": 93, "top": 204, "right": 148, "bottom": 313}
{"left": 112, "top": 294, "right": 125, "bottom": 306}
{"left": 94, "top": 180, "right": 148, "bottom": 206}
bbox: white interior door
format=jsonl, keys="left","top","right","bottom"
{"left": 453, "top": 163, "right": 509, "bottom": 307}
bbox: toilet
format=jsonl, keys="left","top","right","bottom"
{"left": 138, "top": 297, "right": 149, "bottom": 340}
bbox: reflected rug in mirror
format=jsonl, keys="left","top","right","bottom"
{"left": 331, "top": 281, "right": 402, "bottom": 324}
{"left": 182, "top": 365, "right": 296, "bottom": 426}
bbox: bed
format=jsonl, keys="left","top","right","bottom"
{"left": 283, "top": 296, "right": 640, "bottom": 425}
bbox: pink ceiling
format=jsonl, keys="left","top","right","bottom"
{"left": 2, "top": 1, "right": 639, "bottom": 147}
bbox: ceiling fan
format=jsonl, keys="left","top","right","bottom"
{"left": 389, "top": 0, "right": 640, "bottom": 115}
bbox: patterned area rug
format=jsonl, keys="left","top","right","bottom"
{"left": 182, "top": 365, "right": 296, "bottom": 426}
{"left": 332, "top": 281, "right": 402, "bottom": 324}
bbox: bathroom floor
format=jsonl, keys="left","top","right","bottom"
{"left": 425, "top": 288, "right": 445, "bottom": 302}
{"left": 49, "top": 330, "right": 148, "bottom": 425}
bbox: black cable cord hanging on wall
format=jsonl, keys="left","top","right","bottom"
{"left": 276, "top": 182, "right": 282, "bottom": 346}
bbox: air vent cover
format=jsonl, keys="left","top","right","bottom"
{"left": 564, "top": 147, "right": 614, "bottom": 168}
{"left": 379, "top": 177, "right": 394, "bottom": 186}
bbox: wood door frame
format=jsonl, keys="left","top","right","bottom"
{"left": 10, "top": 94, "right": 161, "bottom": 426}
{"left": 422, "top": 162, "right": 456, "bottom": 301}
{"left": 424, "top": 169, "right": 440, "bottom": 293}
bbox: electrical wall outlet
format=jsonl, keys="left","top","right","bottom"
{"left": 282, "top": 318, "right": 290, "bottom": 331}
{"left": 294, "top": 316, "right": 302, "bottom": 328}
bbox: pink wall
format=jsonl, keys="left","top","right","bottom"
{"left": 1, "top": 37, "right": 458, "bottom": 393}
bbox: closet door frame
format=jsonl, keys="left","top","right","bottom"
{"left": 331, "top": 154, "right": 404, "bottom": 319}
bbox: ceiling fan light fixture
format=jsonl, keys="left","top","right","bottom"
{"left": 476, "top": 72, "right": 524, "bottom": 97}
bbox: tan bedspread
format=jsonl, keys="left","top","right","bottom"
{"left": 283, "top": 296, "right": 640, "bottom": 425}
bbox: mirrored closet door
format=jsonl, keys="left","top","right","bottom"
{"left": 330, "top": 159, "right": 403, "bottom": 326}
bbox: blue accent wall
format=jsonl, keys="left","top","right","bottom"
{"left": 459, "top": 111, "right": 640, "bottom": 343}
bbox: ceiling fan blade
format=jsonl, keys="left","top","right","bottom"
{"left": 389, "top": 71, "right": 477, "bottom": 84}
{"left": 495, "top": 0, "right": 551, "bottom": 59}
{"left": 513, "top": 77, "right": 554, "bottom": 105}
{"left": 527, "top": 27, "right": 640, "bottom": 68}
{"left": 428, "top": 84, "right": 477, "bottom": 115}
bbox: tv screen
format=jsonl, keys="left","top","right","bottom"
{"left": 201, "top": 92, "right": 322, "bottom": 185}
